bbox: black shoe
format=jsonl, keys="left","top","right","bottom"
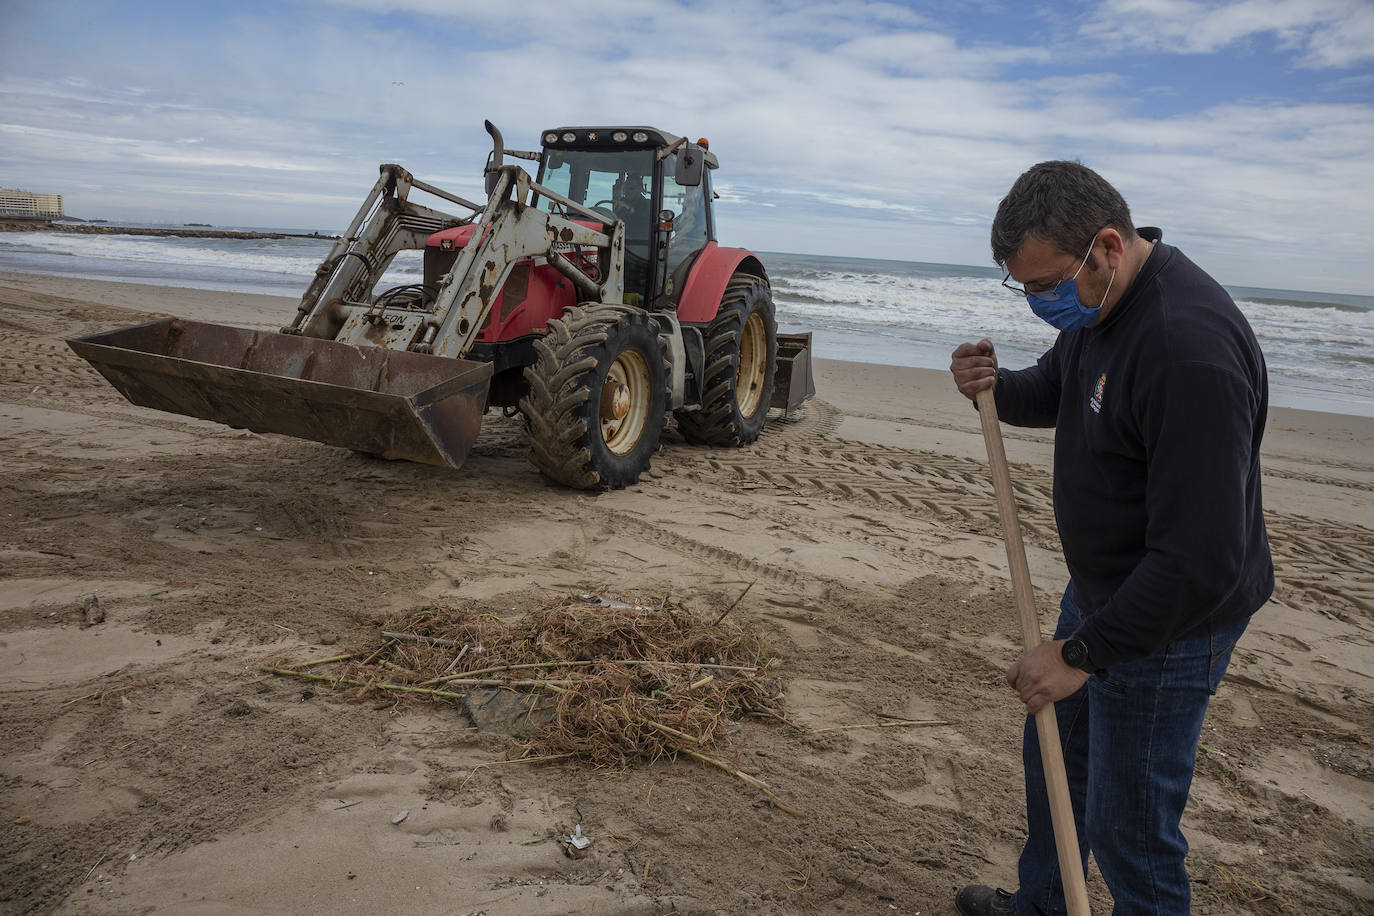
{"left": 954, "top": 884, "right": 1014, "bottom": 916}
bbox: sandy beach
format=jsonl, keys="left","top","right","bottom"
{"left": 1, "top": 270, "right": 1370, "bottom": 915}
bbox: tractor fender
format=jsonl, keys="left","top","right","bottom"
{"left": 675, "top": 242, "right": 770, "bottom": 323}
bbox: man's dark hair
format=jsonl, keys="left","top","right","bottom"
{"left": 990, "top": 161, "right": 1134, "bottom": 268}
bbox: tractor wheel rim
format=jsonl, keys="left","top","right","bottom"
{"left": 601, "top": 349, "right": 651, "bottom": 456}
{"left": 737, "top": 311, "right": 767, "bottom": 418}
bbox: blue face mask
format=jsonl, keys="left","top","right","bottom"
{"left": 1026, "top": 277, "right": 1106, "bottom": 332}
{"left": 1022, "top": 231, "right": 1116, "bottom": 332}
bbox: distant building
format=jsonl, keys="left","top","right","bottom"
{"left": 0, "top": 187, "right": 64, "bottom": 220}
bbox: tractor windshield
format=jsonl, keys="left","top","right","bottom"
{"left": 536, "top": 149, "right": 655, "bottom": 225}
{"left": 536, "top": 148, "right": 657, "bottom": 301}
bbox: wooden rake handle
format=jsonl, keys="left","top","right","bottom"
{"left": 974, "top": 387, "right": 1091, "bottom": 916}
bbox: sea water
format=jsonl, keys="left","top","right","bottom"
{"left": 2, "top": 228, "right": 1370, "bottom": 417}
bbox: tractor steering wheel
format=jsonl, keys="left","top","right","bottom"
{"left": 589, "top": 200, "right": 620, "bottom": 222}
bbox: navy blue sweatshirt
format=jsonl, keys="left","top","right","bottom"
{"left": 994, "top": 229, "right": 1274, "bottom": 669}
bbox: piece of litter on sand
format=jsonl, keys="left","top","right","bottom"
{"left": 83, "top": 595, "right": 105, "bottom": 628}
{"left": 577, "top": 593, "right": 661, "bottom": 612}
{"left": 391, "top": 810, "right": 409, "bottom": 825}
{"left": 560, "top": 824, "right": 591, "bottom": 854}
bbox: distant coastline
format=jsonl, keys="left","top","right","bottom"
{"left": 0, "top": 220, "right": 337, "bottom": 241}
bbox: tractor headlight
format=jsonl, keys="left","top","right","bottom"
{"left": 632, "top": 131, "right": 648, "bottom": 143}
{"left": 612, "top": 131, "right": 628, "bottom": 142}
{"left": 544, "top": 132, "right": 558, "bottom": 144}
{"left": 562, "top": 131, "right": 576, "bottom": 143}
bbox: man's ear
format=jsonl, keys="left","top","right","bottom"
{"left": 1099, "top": 227, "right": 1127, "bottom": 270}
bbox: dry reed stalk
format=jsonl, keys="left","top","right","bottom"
{"left": 259, "top": 666, "right": 468, "bottom": 701}
{"left": 675, "top": 746, "right": 804, "bottom": 818}
{"left": 288, "top": 653, "right": 358, "bottom": 668}
{"left": 809, "top": 719, "right": 951, "bottom": 734}
{"left": 421, "top": 658, "right": 758, "bottom": 686}
{"left": 381, "top": 631, "right": 461, "bottom": 647}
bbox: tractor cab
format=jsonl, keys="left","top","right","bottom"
{"left": 533, "top": 127, "right": 714, "bottom": 307}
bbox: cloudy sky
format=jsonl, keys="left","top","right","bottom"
{"left": 2, "top": 0, "right": 1372, "bottom": 293}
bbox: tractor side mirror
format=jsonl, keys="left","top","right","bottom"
{"left": 674, "top": 144, "right": 704, "bottom": 187}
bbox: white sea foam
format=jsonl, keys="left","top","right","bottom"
{"left": 1, "top": 230, "right": 1369, "bottom": 415}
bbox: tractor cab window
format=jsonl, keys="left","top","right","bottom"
{"left": 661, "top": 152, "right": 711, "bottom": 294}
{"left": 536, "top": 149, "right": 656, "bottom": 302}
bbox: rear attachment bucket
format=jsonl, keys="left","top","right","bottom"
{"left": 771, "top": 331, "right": 816, "bottom": 415}
{"left": 67, "top": 318, "right": 493, "bottom": 469}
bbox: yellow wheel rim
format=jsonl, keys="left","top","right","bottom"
{"left": 736, "top": 311, "right": 767, "bottom": 419}
{"left": 600, "top": 349, "right": 652, "bottom": 456}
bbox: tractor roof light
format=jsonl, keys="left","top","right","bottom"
{"left": 697, "top": 137, "right": 709, "bottom": 149}
{"left": 612, "top": 131, "right": 628, "bottom": 142}
{"left": 562, "top": 131, "right": 576, "bottom": 142}
{"left": 544, "top": 132, "right": 558, "bottom": 144}
{"left": 632, "top": 131, "right": 649, "bottom": 143}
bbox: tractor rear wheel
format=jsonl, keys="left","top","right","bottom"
{"left": 676, "top": 275, "right": 777, "bottom": 446}
{"left": 521, "top": 304, "right": 668, "bottom": 489}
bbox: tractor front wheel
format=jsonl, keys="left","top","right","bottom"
{"left": 676, "top": 275, "right": 777, "bottom": 446}
{"left": 521, "top": 305, "right": 668, "bottom": 489}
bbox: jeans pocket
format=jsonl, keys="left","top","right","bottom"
{"left": 1095, "top": 675, "right": 1128, "bottom": 698}
{"left": 1207, "top": 627, "right": 1245, "bottom": 694}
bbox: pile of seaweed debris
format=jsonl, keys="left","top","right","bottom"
{"left": 262, "top": 592, "right": 798, "bottom": 813}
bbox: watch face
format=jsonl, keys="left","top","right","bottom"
{"left": 1063, "top": 639, "right": 1088, "bottom": 668}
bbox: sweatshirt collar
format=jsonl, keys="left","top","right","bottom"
{"left": 1094, "top": 227, "right": 1167, "bottom": 332}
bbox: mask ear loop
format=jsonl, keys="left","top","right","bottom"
{"left": 1098, "top": 268, "right": 1116, "bottom": 308}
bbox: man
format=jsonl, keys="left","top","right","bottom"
{"left": 948, "top": 161, "right": 1273, "bottom": 915}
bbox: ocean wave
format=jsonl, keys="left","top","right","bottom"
{"left": 2, "top": 229, "right": 1369, "bottom": 413}
{"left": 1237, "top": 296, "right": 1370, "bottom": 313}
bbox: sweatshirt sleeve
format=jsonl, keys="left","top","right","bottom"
{"left": 1073, "top": 360, "right": 1261, "bottom": 668}
{"left": 992, "top": 345, "right": 1061, "bottom": 428}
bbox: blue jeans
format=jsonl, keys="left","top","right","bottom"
{"left": 1014, "top": 584, "right": 1247, "bottom": 916}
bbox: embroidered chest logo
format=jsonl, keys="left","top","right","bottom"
{"left": 1090, "top": 372, "right": 1107, "bottom": 414}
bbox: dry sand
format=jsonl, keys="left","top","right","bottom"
{"left": 1, "top": 270, "right": 1370, "bottom": 914}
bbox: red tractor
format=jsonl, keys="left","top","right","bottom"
{"left": 70, "top": 122, "right": 814, "bottom": 489}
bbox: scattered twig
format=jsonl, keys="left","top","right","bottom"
{"left": 713, "top": 579, "right": 756, "bottom": 626}
{"left": 1212, "top": 863, "right": 1274, "bottom": 904}
{"left": 81, "top": 852, "right": 109, "bottom": 882}
{"left": 382, "top": 630, "right": 461, "bottom": 648}
{"left": 459, "top": 753, "right": 575, "bottom": 791}
{"left": 359, "top": 640, "right": 393, "bottom": 666}
{"left": 443, "top": 643, "right": 470, "bottom": 673}
{"left": 289, "top": 653, "right": 358, "bottom": 669}
{"left": 675, "top": 746, "right": 804, "bottom": 818}
{"left": 422, "top": 658, "right": 757, "bottom": 686}
{"left": 809, "top": 719, "right": 951, "bottom": 734}
{"left": 259, "top": 666, "right": 468, "bottom": 701}
{"left": 425, "top": 677, "right": 572, "bottom": 688}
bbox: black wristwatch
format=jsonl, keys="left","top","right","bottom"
{"left": 1061, "top": 637, "right": 1102, "bottom": 675}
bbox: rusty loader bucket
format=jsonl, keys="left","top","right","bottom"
{"left": 67, "top": 318, "right": 493, "bottom": 469}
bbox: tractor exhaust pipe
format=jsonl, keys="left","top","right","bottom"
{"left": 484, "top": 120, "right": 504, "bottom": 195}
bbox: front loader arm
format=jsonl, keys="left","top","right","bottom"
{"left": 287, "top": 164, "right": 478, "bottom": 340}
{"left": 420, "top": 165, "right": 626, "bottom": 359}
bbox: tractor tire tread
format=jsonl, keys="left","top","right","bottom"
{"left": 521, "top": 304, "right": 669, "bottom": 489}
{"left": 675, "top": 275, "right": 777, "bottom": 447}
